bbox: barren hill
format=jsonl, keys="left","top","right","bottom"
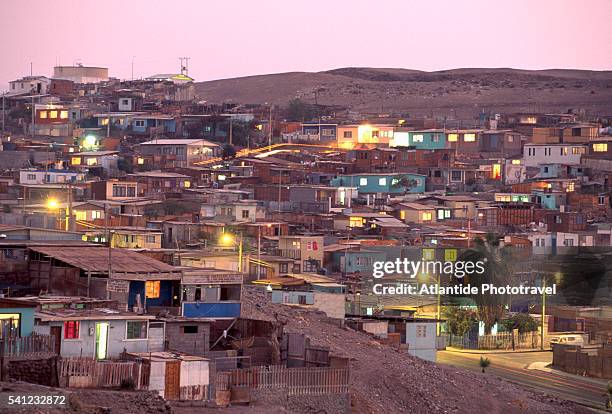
{"left": 195, "top": 67, "right": 612, "bottom": 118}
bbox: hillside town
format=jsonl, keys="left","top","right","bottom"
{"left": 0, "top": 62, "right": 611, "bottom": 414}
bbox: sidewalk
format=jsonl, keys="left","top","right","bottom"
{"left": 527, "top": 361, "right": 609, "bottom": 386}
{"left": 444, "top": 346, "right": 551, "bottom": 355}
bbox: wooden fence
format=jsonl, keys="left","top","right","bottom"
{"left": 0, "top": 335, "right": 56, "bottom": 358}
{"left": 59, "top": 357, "right": 147, "bottom": 389}
{"left": 217, "top": 365, "right": 350, "bottom": 396}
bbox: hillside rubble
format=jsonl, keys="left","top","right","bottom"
{"left": 241, "top": 286, "right": 591, "bottom": 414}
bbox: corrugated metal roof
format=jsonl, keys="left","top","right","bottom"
{"left": 28, "top": 246, "right": 179, "bottom": 274}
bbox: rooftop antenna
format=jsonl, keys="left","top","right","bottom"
{"left": 179, "top": 57, "right": 190, "bottom": 76}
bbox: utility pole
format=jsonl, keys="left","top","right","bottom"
{"left": 541, "top": 276, "right": 546, "bottom": 351}
{"left": 131, "top": 56, "right": 135, "bottom": 81}
{"left": 2, "top": 92, "right": 5, "bottom": 136}
{"left": 31, "top": 95, "right": 35, "bottom": 139}
{"left": 268, "top": 105, "right": 273, "bottom": 147}
{"left": 228, "top": 116, "right": 233, "bottom": 146}
{"left": 106, "top": 102, "right": 111, "bottom": 137}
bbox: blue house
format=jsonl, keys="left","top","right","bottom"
{"left": 532, "top": 190, "right": 567, "bottom": 210}
{"left": 329, "top": 249, "right": 387, "bottom": 274}
{"left": 180, "top": 269, "right": 242, "bottom": 319}
{"left": 132, "top": 115, "right": 177, "bottom": 134}
{"left": 391, "top": 129, "right": 446, "bottom": 150}
{"left": 0, "top": 298, "right": 37, "bottom": 338}
{"left": 330, "top": 173, "right": 426, "bottom": 194}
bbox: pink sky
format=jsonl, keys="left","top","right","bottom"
{"left": 1, "top": 0, "right": 611, "bottom": 90}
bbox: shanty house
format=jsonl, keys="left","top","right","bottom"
{"left": 26, "top": 246, "right": 182, "bottom": 312}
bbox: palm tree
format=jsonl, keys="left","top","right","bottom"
{"left": 479, "top": 356, "right": 491, "bottom": 373}
{"left": 457, "top": 233, "right": 515, "bottom": 334}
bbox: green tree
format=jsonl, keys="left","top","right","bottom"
{"left": 443, "top": 307, "right": 476, "bottom": 337}
{"left": 501, "top": 313, "right": 538, "bottom": 333}
{"left": 286, "top": 99, "right": 318, "bottom": 122}
{"left": 457, "top": 233, "right": 516, "bottom": 334}
{"left": 390, "top": 175, "right": 417, "bottom": 192}
{"left": 222, "top": 144, "right": 237, "bottom": 159}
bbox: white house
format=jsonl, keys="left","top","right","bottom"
{"left": 8, "top": 76, "right": 50, "bottom": 94}
{"left": 19, "top": 169, "right": 85, "bottom": 185}
{"left": 405, "top": 320, "right": 438, "bottom": 362}
{"left": 522, "top": 144, "right": 586, "bottom": 167}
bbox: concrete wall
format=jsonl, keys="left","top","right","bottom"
{"left": 165, "top": 322, "right": 210, "bottom": 356}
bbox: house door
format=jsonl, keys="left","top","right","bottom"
{"left": 95, "top": 322, "right": 109, "bottom": 360}
{"left": 50, "top": 326, "right": 62, "bottom": 354}
{"left": 164, "top": 360, "right": 181, "bottom": 400}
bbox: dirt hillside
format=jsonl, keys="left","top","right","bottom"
{"left": 195, "top": 67, "right": 612, "bottom": 118}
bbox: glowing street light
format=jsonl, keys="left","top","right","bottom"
{"left": 46, "top": 198, "right": 59, "bottom": 210}
{"left": 220, "top": 231, "right": 243, "bottom": 272}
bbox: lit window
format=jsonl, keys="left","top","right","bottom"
{"left": 412, "top": 134, "right": 424, "bottom": 143}
{"left": 60, "top": 111, "right": 68, "bottom": 119}
{"left": 39, "top": 111, "right": 47, "bottom": 119}
{"left": 566, "top": 182, "right": 575, "bottom": 192}
{"left": 378, "top": 177, "right": 387, "bottom": 186}
{"left": 75, "top": 211, "right": 87, "bottom": 221}
{"left": 422, "top": 212, "right": 433, "bottom": 221}
{"left": 359, "top": 178, "right": 367, "bottom": 186}
{"left": 511, "top": 159, "right": 521, "bottom": 165}
{"left": 447, "top": 133, "right": 458, "bottom": 142}
{"left": 184, "top": 180, "right": 191, "bottom": 188}
{"left": 422, "top": 249, "right": 435, "bottom": 260}
{"left": 400, "top": 210, "right": 406, "bottom": 220}
{"left": 444, "top": 249, "right": 457, "bottom": 262}
{"left": 71, "top": 157, "right": 81, "bottom": 165}
{"left": 126, "top": 321, "right": 148, "bottom": 340}
{"left": 572, "top": 147, "right": 585, "bottom": 155}
{"left": 464, "top": 133, "right": 476, "bottom": 142}
{"left": 145, "top": 280, "right": 160, "bottom": 298}
{"left": 137, "top": 157, "right": 144, "bottom": 165}
{"left": 349, "top": 217, "right": 363, "bottom": 227}
{"left": 86, "top": 158, "right": 97, "bottom": 166}
{"left": 593, "top": 143, "right": 608, "bottom": 152}
{"left": 49, "top": 111, "right": 58, "bottom": 119}
{"left": 64, "top": 321, "right": 80, "bottom": 339}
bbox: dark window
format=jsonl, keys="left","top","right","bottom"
{"left": 572, "top": 128, "right": 581, "bottom": 137}
{"left": 183, "top": 325, "right": 198, "bottom": 334}
{"left": 126, "top": 321, "right": 147, "bottom": 339}
{"left": 194, "top": 287, "right": 202, "bottom": 301}
{"left": 220, "top": 285, "right": 241, "bottom": 301}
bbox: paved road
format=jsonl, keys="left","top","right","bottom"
{"left": 437, "top": 350, "right": 608, "bottom": 410}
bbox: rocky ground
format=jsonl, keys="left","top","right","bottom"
{"left": 0, "top": 381, "right": 171, "bottom": 414}
{"left": 239, "top": 286, "right": 593, "bottom": 414}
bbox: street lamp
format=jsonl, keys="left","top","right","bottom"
{"left": 220, "top": 231, "right": 243, "bottom": 272}
{"left": 46, "top": 198, "right": 61, "bottom": 230}
{"left": 46, "top": 198, "right": 59, "bottom": 210}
